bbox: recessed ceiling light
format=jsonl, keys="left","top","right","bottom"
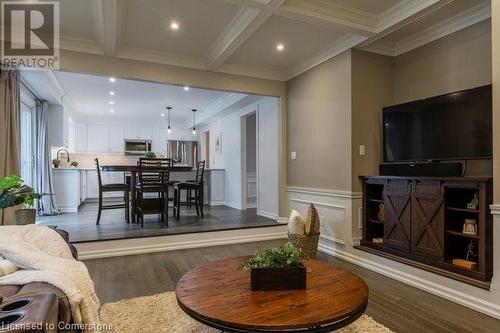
{"left": 161, "top": 113, "right": 165, "bottom": 117}
{"left": 109, "top": 91, "right": 115, "bottom": 96}
{"left": 109, "top": 101, "right": 114, "bottom": 105}
{"left": 276, "top": 43, "right": 285, "bottom": 51}
{"left": 170, "top": 21, "right": 179, "bottom": 31}
{"left": 109, "top": 77, "right": 116, "bottom": 82}
{"left": 110, "top": 110, "right": 114, "bottom": 113}
{"left": 184, "top": 86, "right": 190, "bottom": 91}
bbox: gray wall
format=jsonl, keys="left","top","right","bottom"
{"left": 286, "top": 20, "right": 492, "bottom": 193}
{"left": 286, "top": 51, "right": 352, "bottom": 191}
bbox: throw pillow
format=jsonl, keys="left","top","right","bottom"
{"left": 288, "top": 210, "right": 305, "bottom": 235}
{"left": 305, "top": 203, "right": 320, "bottom": 235}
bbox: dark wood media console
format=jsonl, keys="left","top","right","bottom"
{"left": 357, "top": 176, "right": 493, "bottom": 289}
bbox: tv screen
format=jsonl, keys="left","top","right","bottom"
{"left": 383, "top": 85, "right": 492, "bottom": 162}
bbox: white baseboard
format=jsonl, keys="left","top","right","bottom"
{"left": 257, "top": 210, "right": 279, "bottom": 220}
{"left": 58, "top": 207, "right": 78, "bottom": 213}
{"left": 224, "top": 202, "right": 242, "bottom": 210}
{"left": 209, "top": 201, "right": 225, "bottom": 206}
{"left": 246, "top": 203, "right": 257, "bottom": 209}
{"left": 318, "top": 242, "right": 500, "bottom": 320}
{"left": 76, "top": 225, "right": 287, "bottom": 260}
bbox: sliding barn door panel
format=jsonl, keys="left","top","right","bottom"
{"left": 383, "top": 181, "right": 412, "bottom": 252}
{"left": 411, "top": 181, "right": 445, "bottom": 260}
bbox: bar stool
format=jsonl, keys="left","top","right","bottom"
{"left": 174, "top": 161, "right": 205, "bottom": 220}
{"left": 135, "top": 158, "right": 171, "bottom": 228}
{"left": 95, "top": 158, "right": 129, "bottom": 225}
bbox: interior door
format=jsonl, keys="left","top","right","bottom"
{"left": 384, "top": 180, "right": 412, "bottom": 252}
{"left": 411, "top": 181, "right": 445, "bottom": 260}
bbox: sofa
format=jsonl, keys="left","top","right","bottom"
{"left": 0, "top": 229, "right": 79, "bottom": 333}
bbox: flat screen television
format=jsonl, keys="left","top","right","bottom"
{"left": 383, "top": 85, "right": 492, "bottom": 163}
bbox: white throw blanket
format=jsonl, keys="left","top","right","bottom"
{"left": 0, "top": 225, "right": 101, "bottom": 331}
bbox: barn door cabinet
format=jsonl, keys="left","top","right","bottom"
{"left": 358, "top": 176, "right": 493, "bottom": 289}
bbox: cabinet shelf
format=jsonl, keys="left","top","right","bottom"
{"left": 447, "top": 207, "right": 479, "bottom": 214}
{"left": 368, "top": 198, "right": 384, "bottom": 203}
{"left": 367, "top": 218, "right": 384, "bottom": 225}
{"left": 446, "top": 230, "right": 479, "bottom": 239}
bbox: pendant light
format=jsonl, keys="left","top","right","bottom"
{"left": 166, "top": 106, "right": 172, "bottom": 134}
{"left": 192, "top": 109, "right": 197, "bottom": 135}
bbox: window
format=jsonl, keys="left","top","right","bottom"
{"left": 20, "top": 87, "right": 36, "bottom": 187}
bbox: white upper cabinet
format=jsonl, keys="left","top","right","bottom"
{"left": 152, "top": 128, "right": 167, "bottom": 154}
{"left": 109, "top": 125, "right": 124, "bottom": 152}
{"left": 87, "top": 124, "right": 124, "bottom": 153}
{"left": 47, "top": 105, "right": 69, "bottom": 147}
{"left": 75, "top": 123, "right": 88, "bottom": 152}
{"left": 124, "top": 125, "right": 152, "bottom": 140}
{"left": 87, "top": 124, "right": 108, "bottom": 152}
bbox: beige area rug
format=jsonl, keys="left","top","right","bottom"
{"left": 100, "top": 292, "right": 394, "bottom": 333}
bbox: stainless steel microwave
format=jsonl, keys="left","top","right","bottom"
{"left": 124, "top": 140, "right": 152, "bottom": 155}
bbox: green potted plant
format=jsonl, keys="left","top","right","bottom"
{"left": 52, "top": 158, "right": 61, "bottom": 168}
{"left": 0, "top": 175, "right": 43, "bottom": 225}
{"left": 243, "top": 242, "right": 306, "bottom": 291}
{"left": 144, "top": 151, "right": 156, "bottom": 158}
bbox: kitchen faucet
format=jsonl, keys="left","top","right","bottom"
{"left": 56, "top": 148, "right": 70, "bottom": 163}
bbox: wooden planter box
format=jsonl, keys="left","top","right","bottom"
{"left": 250, "top": 265, "right": 306, "bottom": 291}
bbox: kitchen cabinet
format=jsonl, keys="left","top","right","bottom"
{"left": 75, "top": 123, "right": 88, "bottom": 152}
{"left": 85, "top": 170, "right": 124, "bottom": 199}
{"left": 152, "top": 128, "right": 167, "bottom": 154}
{"left": 52, "top": 169, "right": 81, "bottom": 212}
{"left": 48, "top": 105, "right": 69, "bottom": 147}
{"left": 87, "top": 124, "right": 124, "bottom": 153}
{"left": 125, "top": 125, "right": 152, "bottom": 140}
{"left": 80, "top": 170, "right": 87, "bottom": 204}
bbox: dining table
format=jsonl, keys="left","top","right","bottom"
{"left": 101, "top": 164, "right": 195, "bottom": 223}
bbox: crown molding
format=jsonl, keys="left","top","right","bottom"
{"left": 393, "top": 1, "right": 491, "bottom": 56}
{"left": 60, "top": 36, "right": 104, "bottom": 55}
{"left": 361, "top": 1, "right": 491, "bottom": 57}
{"left": 358, "top": 40, "right": 396, "bottom": 57}
{"left": 275, "top": 0, "right": 376, "bottom": 36}
{"left": 287, "top": 33, "right": 367, "bottom": 80}
{"left": 117, "top": 47, "right": 206, "bottom": 70}
{"left": 359, "top": 0, "right": 453, "bottom": 48}
{"left": 217, "top": 62, "right": 288, "bottom": 81}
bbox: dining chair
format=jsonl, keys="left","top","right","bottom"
{"left": 95, "top": 158, "right": 130, "bottom": 225}
{"left": 135, "top": 158, "right": 171, "bottom": 228}
{"left": 174, "top": 161, "right": 206, "bottom": 220}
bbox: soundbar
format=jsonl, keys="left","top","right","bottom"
{"left": 379, "top": 162, "right": 463, "bottom": 177}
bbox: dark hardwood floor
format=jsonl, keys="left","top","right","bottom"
{"left": 37, "top": 203, "right": 278, "bottom": 243}
{"left": 84, "top": 240, "right": 500, "bottom": 333}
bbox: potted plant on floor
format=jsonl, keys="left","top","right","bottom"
{"left": 0, "top": 175, "right": 43, "bottom": 225}
{"left": 243, "top": 242, "right": 306, "bottom": 291}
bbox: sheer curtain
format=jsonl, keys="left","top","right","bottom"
{"left": 0, "top": 69, "right": 21, "bottom": 225}
{"left": 35, "top": 100, "right": 59, "bottom": 216}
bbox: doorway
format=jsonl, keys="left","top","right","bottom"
{"left": 241, "top": 112, "right": 257, "bottom": 210}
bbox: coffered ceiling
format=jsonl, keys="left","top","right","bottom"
{"left": 56, "top": 0, "right": 491, "bottom": 81}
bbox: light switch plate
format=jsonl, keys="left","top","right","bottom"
{"left": 359, "top": 145, "right": 366, "bottom": 156}
{"left": 291, "top": 151, "right": 297, "bottom": 160}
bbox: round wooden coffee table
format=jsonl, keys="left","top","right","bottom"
{"left": 176, "top": 256, "right": 368, "bottom": 332}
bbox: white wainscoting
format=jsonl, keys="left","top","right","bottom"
{"left": 286, "top": 186, "right": 362, "bottom": 246}
{"left": 287, "top": 186, "right": 500, "bottom": 320}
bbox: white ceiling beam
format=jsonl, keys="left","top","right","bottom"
{"left": 223, "top": 0, "right": 268, "bottom": 10}
{"left": 275, "top": 0, "right": 377, "bottom": 36}
{"left": 358, "top": 0, "right": 453, "bottom": 48}
{"left": 90, "top": 0, "right": 122, "bottom": 56}
{"left": 205, "top": 0, "right": 286, "bottom": 70}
